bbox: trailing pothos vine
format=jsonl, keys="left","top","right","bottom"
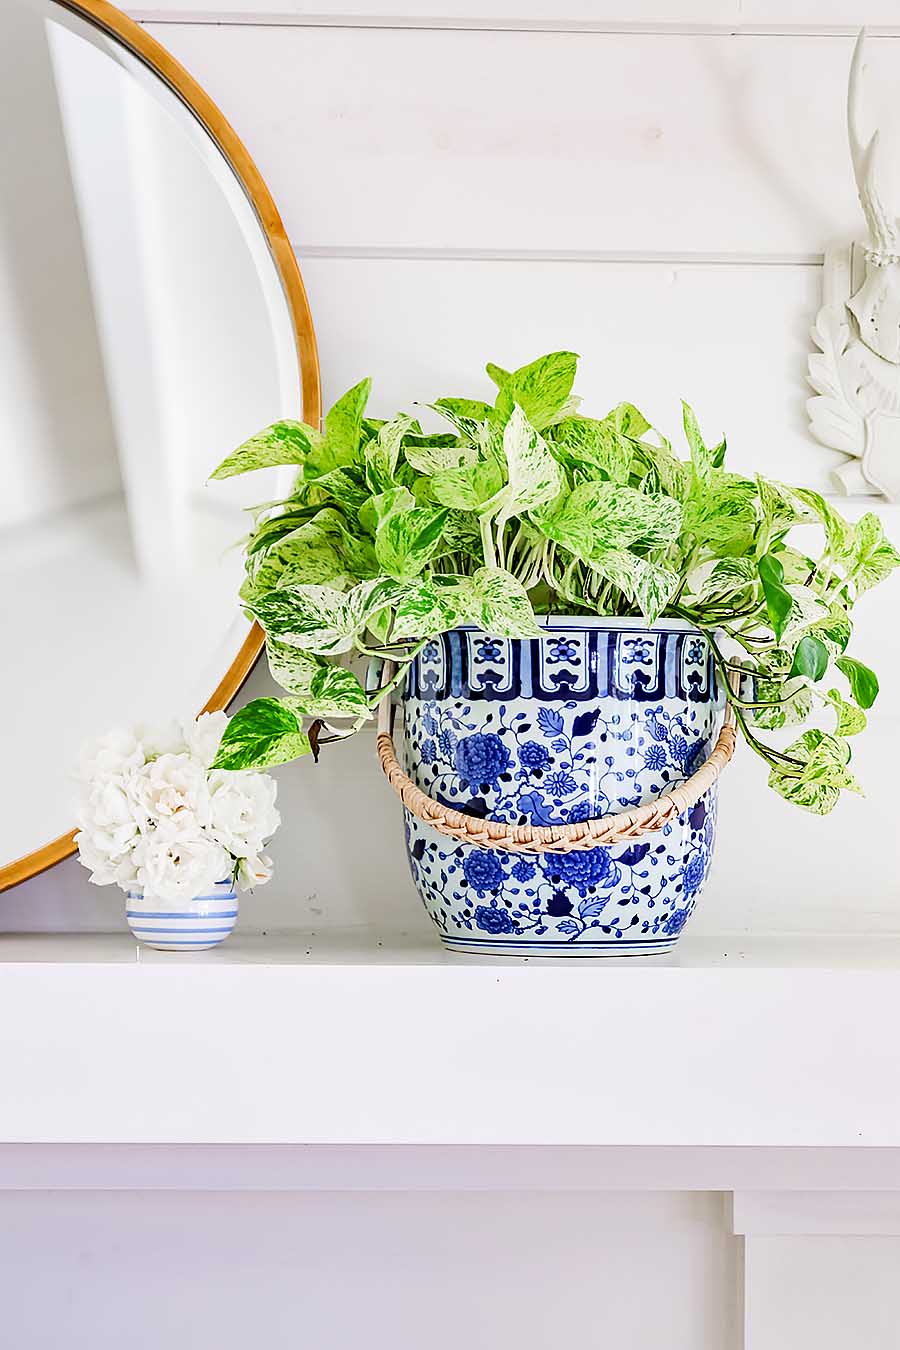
{"left": 209, "top": 351, "right": 899, "bottom": 814}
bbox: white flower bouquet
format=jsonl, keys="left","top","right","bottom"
{"left": 74, "top": 712, "right": 280, "bottom": 903}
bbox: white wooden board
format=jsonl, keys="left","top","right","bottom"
{"left": 147, "top": 23, "right": 883, "bottom": 256}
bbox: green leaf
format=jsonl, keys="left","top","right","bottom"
{"left": 836, "top": 655, "right": 879, "bottom": 709}
{"left": 485, "top": 362, "right": 511, "bottom": 389}
{"left": 212, "top": 699, "right": 311, "bottom": 770}
{"left": 745, "top": 674, "right": 812, "bottom": 731}
{"left": 493, "top": 352, "right": 579, "bottom": 431}
{"left": 210, "top": 420, "right": 321, "bottom": 480}
{"left": 374, "top": 505, "right": 450, "bottom": 578}
{"left": 805, "top": 602, "right": 852, "bottom": 656}
{"left": 789, "top": 635, "right": 829, "bottom": 682}
{"left": 758, "top": 553, "right": 793, "bottom": 641}
{"left": 632, "top": 437, "right": 689, "bottom": 501}
{"left": 322, "top": 378, "right": 371, "bottom": 468}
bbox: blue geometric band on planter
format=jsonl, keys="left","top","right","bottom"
{"left": 407, "top": 625, "right": 717, "bottom": 704}
{"left": 401, "top": 620, "right": 723, "bottom": 957}
{"left": 125, "top": 879, "right": 238, "bottom": 951}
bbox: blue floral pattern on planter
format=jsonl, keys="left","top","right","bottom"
{"left": 401, "top": 622, "right": 724, "bottom": 956}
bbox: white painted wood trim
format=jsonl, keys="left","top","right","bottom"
{"left": 735, "top": 1191, "right": 900, "bottom": 1236}
{"left": 6, "top": 1144, "right": 900, "bottom": 1192}
{"left": 5, "top": 938, "right": 900, "bottom": 1147}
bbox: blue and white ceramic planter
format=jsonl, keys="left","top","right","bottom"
{"left": 402, "top": 619, "right": 724, "bottom": 957}
{"left": 125, "top": 879, "right": 238, "bottom": 951}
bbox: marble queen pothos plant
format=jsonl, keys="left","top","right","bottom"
{"left": 209, "top": 351, "right": 899, "bottom": 815}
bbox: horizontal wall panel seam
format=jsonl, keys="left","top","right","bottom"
{"left": 130, "top": 13, "right": 900, "bottom": 37}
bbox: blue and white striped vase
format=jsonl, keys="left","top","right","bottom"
{"left": 125, "top": 879, "right": 238, "bottom": 951}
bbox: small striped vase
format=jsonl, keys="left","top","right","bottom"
{"left": 125, "top": 880, "right": 238, "bottom": 952}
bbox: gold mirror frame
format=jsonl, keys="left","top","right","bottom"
{"left": 0, "top": 0, "right": 321, "bottom": 892}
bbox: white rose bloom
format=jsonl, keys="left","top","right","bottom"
{"left": 207, "top": 769, "right": 280, "bottom": 858}
{"left": 237, "top": 852, "right": 274, "bottom": 891}
{"left": 135, "top": 718, "right": 186, "bottom": 760}
{"left": 76, "top": 778, "right": 141, "bottom": 858}
{"left": 131, "top": 753, "right": 210, "bottom": 831}
{"left": 185, "top": 711, "right": 229, "bottom": 768}
{"left": 75, "top": 831, "right": 139, "bottom": 889}
{"left": 77, "top": 728, "right": 144, "bottom": 784}
{"left": 134, "top": 833, "right": 232, "bottom": 904}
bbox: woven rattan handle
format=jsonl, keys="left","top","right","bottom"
{"left": 375, "top": 663, "right": 736, "bottom": 854}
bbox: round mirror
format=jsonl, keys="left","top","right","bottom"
{"left": 0, "top": 0, "right": 319, "bottom": 888}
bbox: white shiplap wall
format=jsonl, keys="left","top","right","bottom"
{"left": 10, "top": 7, "right": 900, "bottom": 942}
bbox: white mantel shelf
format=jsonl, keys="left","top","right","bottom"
{"left": 1, "top": 930, "right": 899, "bottom": 1150}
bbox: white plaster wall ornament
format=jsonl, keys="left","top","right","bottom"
{"left": 808, "top": 30, "right": 900, "bottom": 501}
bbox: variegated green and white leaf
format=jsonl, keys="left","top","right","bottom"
{"left": 845, "top": 513, "right": 900, "bottom": 595}
{"left": 358, "top": 486, "right": 417, "bottom": 538}
{"left": 430, "top": 459, "right": 504, "bottom": 511}
{"left": 793, "top": 486, "right": 854, "bottom": 558}
{"left": 550, "top": 416, "right": 632, "bottom": 484}
{"left": 539, "top": 480, "right": 682, "bottom": 559}
{"left": 250, "top": 578, "right": 405, "bottom": 655}
{"left": 468, "top": 567, "right": 543, "bottom": 637}
{"left": 285, "top": 666, "right": 370, "bottom": 719}
{"left": 492, "top": 351, "right": 579, "bottom": 431}
{"left": 322, "top": 377, "right": 371, "bottom": 467}
{"left": 374, "top": 505, "right": 450, "bottom": 578}
{"left": 403, "top": 437, "right": 479, "bottom": 476}
{"left": 210, "top": 420, "right": 323, "bottom": 480}
{"left": 682, "top": 474, "right": 758, "bottom": 553}
{"left": 212, "top": 699, "right": 311, "bottom": 771}
{"left": 607, "top": 402, "right": 651, "bottom": 439}
{"left": 264, "top": 637, "right": 327, "bottom": 695}
{"left": 768, "top": 728, "right": 862, "bottom": 814}
{"left": 824, "top": 687, "right": 867, "bottom": 737}
{"left": 691, "top": 556, "right": 757, "bottom": 606}
{"left": 365, "top": 413, "right": 416, "bottom": 493}
{"left": 591, "top": 550, "right": 680, "bottom": 625}
{"left": 490, "top": 403, "right": 564, "bottom": 528}
{"left": 391, "top": 578, "right": 468, "bottom": 641}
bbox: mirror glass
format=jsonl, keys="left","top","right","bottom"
{"left": 1, "top": 0, "right": 313, "bottom": 877}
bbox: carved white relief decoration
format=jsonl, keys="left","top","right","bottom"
{"left": 808, "top": 31, "right": 900, "bottom": 501}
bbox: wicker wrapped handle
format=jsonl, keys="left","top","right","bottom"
{"left": 375, "top": 664, "right": 736, "bottom": 855}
